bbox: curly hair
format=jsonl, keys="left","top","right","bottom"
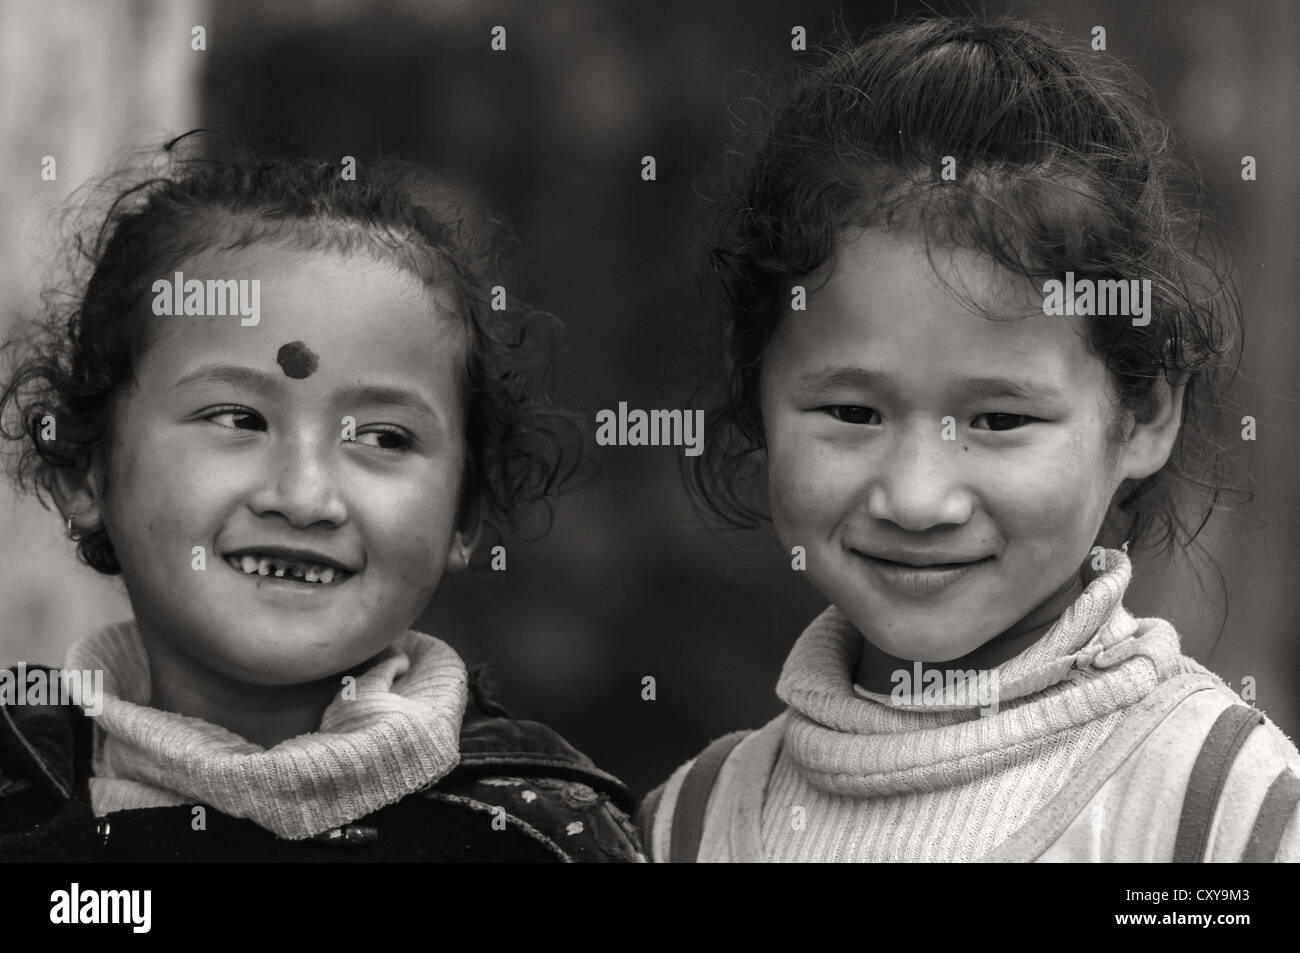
{"left": 0, "top": 131, "right": 583, "bottom": 574}
{"left": 688, "top": 15, "right": 1246, "bottom": 573}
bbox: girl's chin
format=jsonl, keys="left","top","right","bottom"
{"left": 871, "top": 640, "right": 987, "bottom": 665}
{"left": 848, "top": 615, "right": 990, "bottom": 663}
{"left": 193, "top": 642, "right": 380, "bottom": 687}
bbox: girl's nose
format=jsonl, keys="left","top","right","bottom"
{"left": 864, "top": 424, "right": 974, "bottom": 531}
{"left": 249, "top": 433, "right": 348, "bottom": 528}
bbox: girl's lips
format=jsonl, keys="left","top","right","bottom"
{"left": 224, "top": 548, "right": 356, "bottom": 576}
{"left": 860, "top": 554, "right": 992, "bottom": 598}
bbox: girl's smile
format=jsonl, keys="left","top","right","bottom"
{"left": 856, "top": 552, "right": 994, "bottom": 599}
{"left": 222, "top": 550, "right": 355, "bottom": 585}
{"left": 223, "top": 551, "right": 355, "bottom": 591}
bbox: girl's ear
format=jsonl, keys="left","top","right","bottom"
{"left": 1118, "top": 375, "right": 1187, "bottom": 482}
{"left": 48, "top": 447, "right": 108, "bottom": 539}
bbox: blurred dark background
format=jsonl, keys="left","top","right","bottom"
{"left": 3, "top": 0, "right": 1297, "bottom": 798}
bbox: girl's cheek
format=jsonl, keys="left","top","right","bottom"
{"left": 989, "top": 433, "right": 1100, "bottom": 540}
{"left": 384, "top": 469, "right": 460, "bottom": 565}
{"left": 768, "top": 436, "right": 845, "bottom": 535}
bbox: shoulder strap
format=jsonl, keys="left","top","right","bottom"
{"left": 1173, "top": 703, "right": 1263, "bottom": 862}
{"left": 1242, "top": 768, "right": 1300, "bottom": 862}
{"left": 669, "top": 731, "right": 749, "bottom": 863}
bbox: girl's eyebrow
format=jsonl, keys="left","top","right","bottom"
{"left": 951, "top": 374, "right": 1062, "bottom": 402}
{"left": 173, "top": 363, "right": 281, "bottom": 395}
{"left": 797, "top": 366, "right": 1061, "bottom": 402}
{"left": 172, "top": 363, "right": 441, "bottom": 420}
{"left": 341, "top": 383, "right": 440, "bottom": 421}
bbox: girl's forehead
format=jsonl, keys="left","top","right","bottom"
{"left": 157, "top": 243, "right": 461, "bottom": 336}
{"left": 822, "top": 228, "right": 1045, "bottom": 316}
{"left": 770, "top": 231, "right": 1099, "bottom": 389}
{"left": 138, "top": 243, "right": 465, "bottom": 394}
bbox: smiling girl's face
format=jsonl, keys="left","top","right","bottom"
{"left": 76, "top": 242, "right": 471, "bottom": 685}
{"left": 759, "top": 228, "right": 1182, "bottom": 663}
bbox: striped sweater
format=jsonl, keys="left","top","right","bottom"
{"left": 641, "top": 548, "right": 1300, "bottom": 862}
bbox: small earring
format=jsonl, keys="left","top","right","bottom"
{"left": 66, "top": 510, "right": 90, "bottom": 542}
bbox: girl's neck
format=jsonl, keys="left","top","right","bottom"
{"left": 137, "top": 628, "right": 358, "bottom": 749}
{"left": 853, "top": 562, "right": 1089, "bottom": 695}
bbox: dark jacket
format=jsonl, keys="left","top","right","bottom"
{"left": 0, "top": 664, "right": 643, "bottom": 862}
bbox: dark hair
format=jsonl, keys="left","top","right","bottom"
{"left": 689, "top": 15, "right": 1245, "bottom": 572}
{"left": 0, "top": 132, "right": 583, "bottom": 574}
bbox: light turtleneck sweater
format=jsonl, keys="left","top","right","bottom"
{"left": 762, "top": 546, "right": 1171, "bottom": 861}
{"left": 63, "top": 620, "right": 468, "bottom": 841}
{"left": 645, "top": 546, "right": 1300, "bottom": 861}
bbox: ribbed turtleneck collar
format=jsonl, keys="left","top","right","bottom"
{"left": 65, "top": 620, "right": 469, "bottom": 839}
{"left": 774, "top": 547, "right": 1186, "bottom": 797}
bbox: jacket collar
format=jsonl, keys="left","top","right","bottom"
{"left": 0, "top": 666, "right": 91, "bottom": 800}
{"left": 454, "top": 664, "right": 633, "bottom": 812}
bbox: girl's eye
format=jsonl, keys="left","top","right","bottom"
{"left": 823, "top": 405, "right": 879, "bottom": 425}
{"left": 820, "top": 408, "right": 1037, "bottom": 431}
{"left": 354, "top": 428, "right": 413, "bottom": 451}
{"left": 972, "top": 413, "right": 1035, "bottom": 431}
{"left": 205, "top": 407, "right": 264, "bottom": 431}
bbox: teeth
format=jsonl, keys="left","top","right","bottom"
{"left": 226, "top": 554, "right": 346, "bottom": 584}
